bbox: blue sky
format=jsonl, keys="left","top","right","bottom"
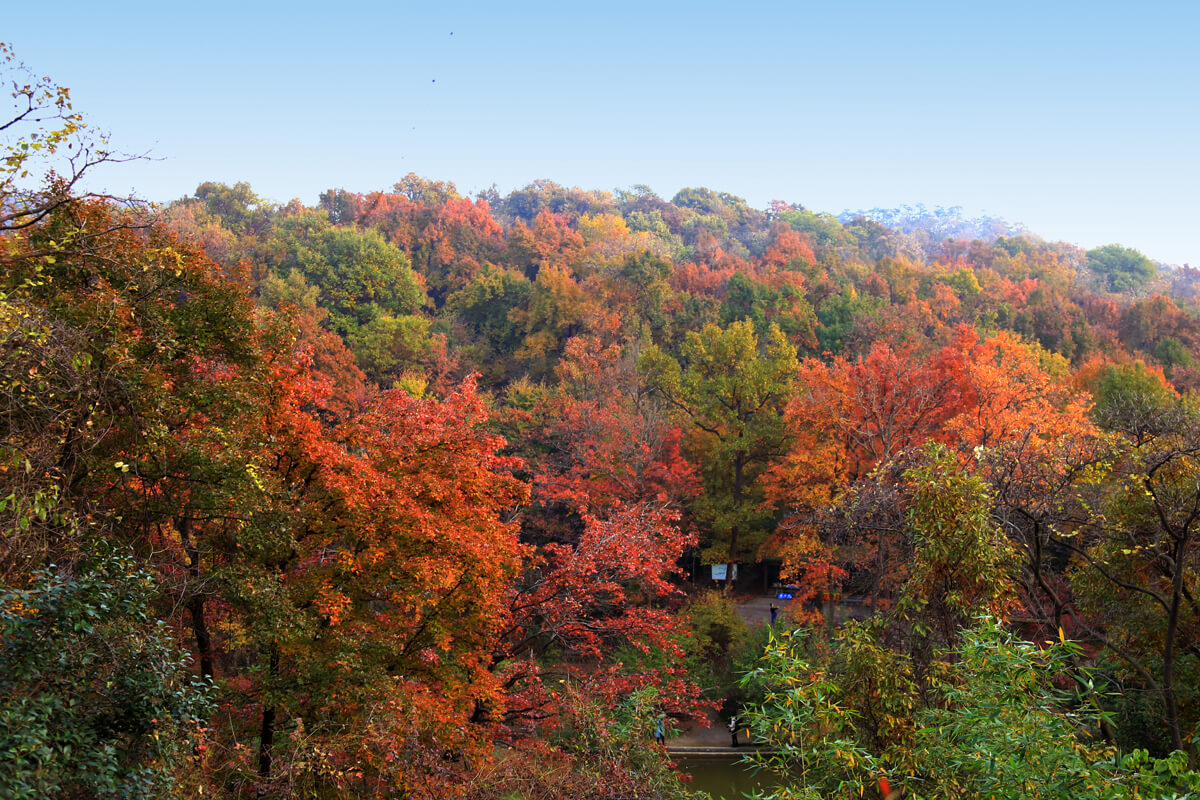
{"left": 8, "top": 0, "right": 1198, "bottom": 265}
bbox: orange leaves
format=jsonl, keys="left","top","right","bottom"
{"left": 505, "top": 210, "right": 586, "bottom": 282}
{"left": 944, "top": 328, "right": 1094, "bottom": 451}
{"left": 771, "top": 522, "right": 848, "bottom": 623}
{"left": 770, "top": 337, "right": 965, "bottom": 504}
{"left": 510, "top": 265, "right": 587, "bottom": 370}
{"left": 301, "top": 376, "right": 529, "bottom": 603}
{"left": 767, "top": 328, "right": 1100, "bottom": 624}
{"left": 417, "top": 196, "right": 506, "bottom": 297}
{"left": 313, "top": 582, "right": 351, "bottom": 626}
{"left": 773, "top": 328, "right": 1098, "bottom": 507}
{"left": 214, "top": 368, "right": 532, "bottom": 792}
{"left": 758, "top": 228, "right": 816, "bottom": 274}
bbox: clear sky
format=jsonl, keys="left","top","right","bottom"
{"left": 8, "top": 0, "right": 1198, "bottom": 265}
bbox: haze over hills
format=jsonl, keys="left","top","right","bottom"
{"left": 9, "top": 2, "right": 1198, "bottom": 269}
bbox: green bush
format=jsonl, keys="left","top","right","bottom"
{"left": 740, "top": 618, "right": 1200, "bottom": 800}
{"left": 0, "top": 547, "right": 210, "bottom": 799}
{"left": 678, "top": 590, "right": 753, "bottom": 701}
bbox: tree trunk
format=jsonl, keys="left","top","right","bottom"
{"left": 189, "top": 595, "right": 213, "bottom": 682}
{"left": 258, "top": 644, "right": 279, "bottom": 780}
{"left": 179, "top": 516, "right": 214, "bottom": 682}
{"left": 724, "top": 457, "right": 745, "bottom": 594}
{"left": 826, "top": 563, "right": 836, "bottom": 636}
{"left": 725, "top": 525, "right": 739, "bottom": 594}
{"left": 1162, "top": 536, "right": 1188, "bottom": 759}
{"left": 1030, "top": 521, "right": 1117, "bottom": 746}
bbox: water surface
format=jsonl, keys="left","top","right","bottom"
{"left": 676, "top": 755, "right": 780, "bottom": 799}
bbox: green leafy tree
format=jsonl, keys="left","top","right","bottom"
{"left": 677, "top": 590, "right": 754, "bottom": 701}
{"left": 815, "top": 286, "right": 882, "bottom": 355}
{"left": 738, "top": 626, "right": 883, "bottom": 800}
{"left": 0, "top": 546, "right": 209, "bottom": 800}
{"left": 445, "top": 264, "right": 532, "bottom": 385}
{"left": 721, "top": 271, "right": 816, "bottom": 346}
{"left": 914, "top": 623, "right": 1198, "bottom": 800}
{"left": 267, "top": 210, "right": 426, "bottom": 336}
{"left": 509, "top": 264, "right": 585, "bottom": 378}
{"left": 615, "top": 250, "right": 675, "bottom": 342}
{"left": 900, "top": 443, "right": 1017, "bottom": 645}
{"left": 1087, "top": 244, "right": 1158, "bottom": 294}
{"left": 641, "top": 320, "right": 798, "bottom": 584}
{"left": 346, "top": 312, "right": 433, "bottom": 384}
{"left": 1090, "top": 361, "right": 1178, "bottom": 441}
{"left": 193, "top": 181, "right": 273, "bottom": 236}
{"left": 1070, "top": 384, "right": 1200, "bottom": 758}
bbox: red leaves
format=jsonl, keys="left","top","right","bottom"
{"left": 183, "top": 366, "right": 533, "bottom": 793}
{"left": 486, "top": 338, "right": 706, "bottom": 735}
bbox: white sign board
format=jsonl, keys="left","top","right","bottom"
{"left": 711, "top": 564, "right": 738, "bottom": 581}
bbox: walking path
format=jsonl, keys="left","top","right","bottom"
{"left": 665, "top": 708, "right": 741, "bottom": 755}
{"left": 665, "top": 590, "right": 873, "bottom": 755}
{"left": 664, "top": 592, "right": 781, "bottom": 756}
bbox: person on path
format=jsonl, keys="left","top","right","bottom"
{"left": 769, "top": 603, "right": 778, "bottom": 624}
{"left": 728, "top": 715, "right": 740, "bottom": 747}
{"left": 655, "top": 717, "right": 666, "bottom": 745}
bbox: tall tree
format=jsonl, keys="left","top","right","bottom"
{"left": 899, "top": 443, "right": 1017, "bottom": 645}
{"left": 266, "top": 209, "right": 427, "bottom": 337}
{"left": 1068, "top": 368, "right": 1200, "bottom": 758}
{"left": 489, "top": 336, "right": 703, "bottom": 738}
{"left": 641, "top": 320, "right": 798, "bottom": 585}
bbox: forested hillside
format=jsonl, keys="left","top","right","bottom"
{"left": 3, "top": 48, "right": 1199, "bottom": 799}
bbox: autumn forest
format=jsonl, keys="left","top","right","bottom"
{"left": 3, "top": 46, "right": 1200, "bottom": 800}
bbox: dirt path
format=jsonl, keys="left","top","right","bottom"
{"left": 664, "top": 592, "right": 779, "bottom": 754}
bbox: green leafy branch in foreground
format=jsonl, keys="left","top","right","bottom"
{"left": 0, "top": 544, "right": 210, "bottom": 800}
{"left": 740, "top": 618, "right": 1200, "bottom": 800}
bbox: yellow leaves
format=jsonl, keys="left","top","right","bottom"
{"left": 214, "top": 616, "right": 251, "bottom": 649}
{"left": 3, "top": 597, "right": 36, "bottom": 618}
{"left": 577, "top": 212, "right": 629, "bottom": 247}
{"left": 244, "top": 462, "right": 265, "bottom": 492}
